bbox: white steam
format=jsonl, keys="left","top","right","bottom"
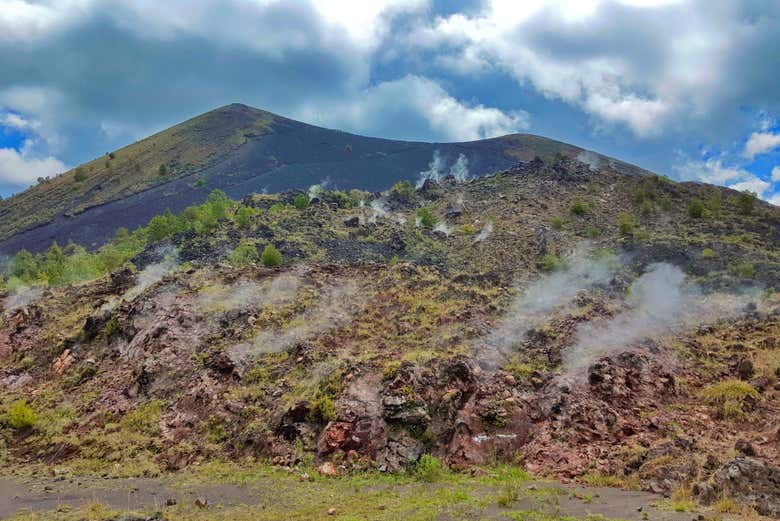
{"left": 416, "top": 150, "right": 447, "bottom": 188}
{"left": 308, "top": 177, "right": 331, "bottom": 201}
{"left": 562, "top": 263, "right": 759, "bottom": 375}
{"left": 416, "top": 151, "right": 471, "bottom": 188}
{"left": 576, "top": 151, "right": 601, "bottom": 171}
{"left": 433, "top": 222, "right": 452, "bottom": 236}
{"left": 368, "top": 198, "right": 388, "bottom": 224}
{"left": 101, "top": 247, "right": 179, "bottom": 311}
{"left": 3, "top": 285, "right": 45, "bottom": 313}
{"left": 479, "top": 246, "right": 622, "bottom": 368}
{"left": 474, "top": 221, "right": 493, "bottom": 242}
{"left": 196, "top": 273, "right": 301, "bottom": 315}
{"left": 450, "top": 154, "right": 470, "bottom": 182}
{"left": 228, "top": 281, "right": 363, "bottom": 362}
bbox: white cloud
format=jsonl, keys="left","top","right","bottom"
{"left": 400, "top": 0, "right": 776, "bottom": 137}
{"left": 674, "top": 156, "right": 774, "bottom": 199}
{"left": 675, "top": 157, "right": 747, "bottom": 185}
{"left": 0, "top": 145, "right": 66, "bottom": 185}
{"left": 1, "top": 112, "right": 39, "bottom": 131}
{"left": 297, "top": 75, "right": 529, "bottom": 142}
{"left": 0, "top": 0, "right": 90, "bottom": 42}
{"left": 744, "top": 131, "right": 780, "bottom": 159}
{"left": 772, "top": 166, "right": 780, "bottom": 183}
{"left": 767, "top": 192, "right": 780, "bottom": 207}
{"left": 729, "top": 177, "right": 771, "bottom": 196}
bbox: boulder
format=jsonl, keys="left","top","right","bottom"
{"left": 696, "top": 458, "right": 780, "bottom": 517}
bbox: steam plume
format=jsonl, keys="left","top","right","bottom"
{"left": 479, "top": 246, "right": 622, "bottom": 368}
{"left": 562, "top": 263, "right": 760, "bottom": 375}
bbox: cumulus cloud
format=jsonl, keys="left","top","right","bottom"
{"left": 0, "top": 145, "right": 66, "bottom": 185}
{"left": 674, "top": 155, "right": 772, "bottom": 198}
{"left": 0, "top": 0, "right": 779, "bottom": 197}
{"left": 402, "top": 1, "right": 780, "bottom": 137}
{"left": 299, "top": 75, "right": 529, "bottom": 142}
{"left": 744, "top": 131, "right": 780, "bottom": 159}
{"left": 772, "top": 166, "right": 780, "bottom": 183}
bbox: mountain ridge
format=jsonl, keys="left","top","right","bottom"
{"left": 0, "top": 103, "right": 651, "bottom": 254}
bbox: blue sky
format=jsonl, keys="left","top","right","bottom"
{"left": 1, "top": 0, "right": 779, "bottom": 205}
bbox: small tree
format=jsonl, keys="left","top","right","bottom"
{"left": 293, "top": 193, "right": 310, "bottom": 210}
{"left": 234, "top": 206, "right": 257, "bottom": 228}
{"left": 158, "top": 164, "right": 168, "bottom": 177}
{"left": 260, "top": 244, "right": 283, "bottom": 267}
{"left": 688, "top": 198, "right": 705, "bottom": 218}
{"left": 74, "top": 167, "right": 87, "bottom": 182}
{"left": 618, "top": 212, "right": 636, "bottom": 235}
{"left": 7, "top": 400, "right": 36, "bottom": 430}
{"left": 228, "top": 240, "right": 259, "bottom": 267}
{"left": 390, "top": 180, "right": 414, "bottom": 200}
{"left": 416, "top": 207, "right": 436, "bottom": 229}
{"left": 736, "top": 191, "right": 757, "bottom": 216}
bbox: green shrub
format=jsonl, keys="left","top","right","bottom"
{"left": 6, "top": 400, "right": 36, "bottom": 430}
{"left": 551, "top": 216, "right": 564, "bottom": 230}
{"left": 293, "top": 193, "right": 310, "bottom": 210}
{"left": 461, "top": 223, "right": 476, "bottom": 235}
{"left": 700, "top": 379, "right": 758, "bottom": 419}
{"left": 416, "top": 207, "right": 436, "bottom": 229}
{"left": 102, "top": 316, "right": 121, "bottom": 340}
{"left": 158, "top": 164, "right": 168, "bottom": 177}
{"left": 688, "top": 198, "right": 705, "bottom": 218}
{"left": 701, "top": 248, "right": 717, "bottom": 259}
{"left": 390, "top": 180, "right": 414, "bottom": 199}
{"left": 570, "top": 201, "right": 588, "bottom": 216}
{"left": 540, "top": 254, "right": 566, "bottom": 272}
{"left": 74, "top": 168, "right": 87, "bottom": 182}
{"left": 586, "top": 225, "right": 600, "bottom": 238}
{"left": 496, "top": 484, "right": 519, "bottom": 507}
{"left": 260, "top": 244, "right": 283, "bottom": 267}
{"left": 233, "top": 206, "right": 258, "bottom": 228}
{"left": 640, "top": 199, "right": 654, "bottom": 216}
{"left": 268, "top": 202, "right": 287, "bottom": 214}
{"left": 632, "top": 179, "right": 657, "bottom": 205}
{"left": 618, "top": 212, "right": 636, "bottom": 235}
{"left": 195, "top": 178, "right": 205, "bottom": 187}
{"left": 228, "top": 240, "right": 259, "bottom": 267}
{"left": 147, "top": 210, "right": 181, "bottom": 242}
{"left": 736, "top": 191, "right": 757, "bottom": 216}
{"left": 732, "top": 262, "right": 756, "bottom": 279}
{"left": 415, "top": 454, "right": 445, "bottom": 482}
{"left": 659, "top": 197, "right": 672, "bottom": 211}
{"left": 120, "top": 400, "right": 165, "bottom": 435}
{"left": 331, "top": 190, "right": 357, "bottom": 209}
{"left": 308, "top": 395, "right": 337, "bottom": 424}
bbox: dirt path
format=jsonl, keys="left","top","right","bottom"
{"left": 0, "top": 475, "right": 693, "bottom": 520}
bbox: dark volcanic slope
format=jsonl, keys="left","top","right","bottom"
{"left": 0, "top": 104, "right": 645, "bottom": 254}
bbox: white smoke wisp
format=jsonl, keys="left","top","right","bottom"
{"left": 433, "top": 222, "right": 452, "bottom": 236}
{"left": 3, "top": 286, "right": 45, "bottom": 314}
{"left": 368, "top": 198, "right": 388, "bottom": 224}
{"left": 416, "top": 150, "right": 446, "bottom": 188}
{"left": 474, "top": 221, "right": 493, "bottom": 242}
{"left": 228, "top": 281, "right": 364, "bottom": 363}
{"left": 562, "top": 263, "right": 759, "bottom": 376}
{"left": 308, "top": 177, "right": 332, "bottom": 201}
{"left": 576, "top": 151, "right": 601, "bottom": 171}
{"left": 196, "top": 273, "right": 301, "bottom": 315}
{"left": 102, "top": 247, "right": 180, "bottom": 311}
{"left": 480, "top": 246, "right": 623, "bottom": 368}
{"left": 449, "top": 154, "right": 470, "bottom": 182}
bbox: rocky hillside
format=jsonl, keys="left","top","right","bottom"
{"left": 0, "top": 104, "right": 649, "bottom": 255}
{"left": 1, "top": 156, "right": 780, "bottom": 516}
